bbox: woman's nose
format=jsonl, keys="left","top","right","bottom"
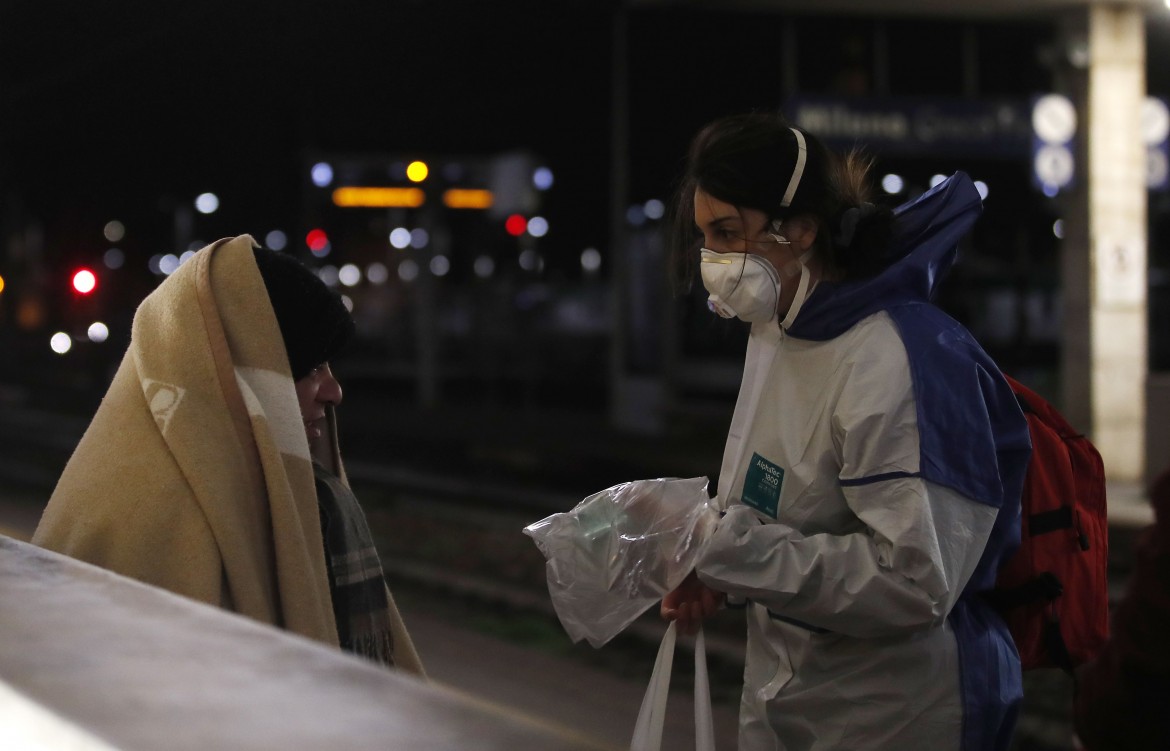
{"left": 320, "top": 366, "right": 343, "bottom": 406}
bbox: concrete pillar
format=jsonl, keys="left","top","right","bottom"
{"left": 1086, "top": 5, "right": 1148, "bottom": 482}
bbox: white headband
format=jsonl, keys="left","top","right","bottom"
{"left": 780, "top": 128, "right": 807, "bottom": 209}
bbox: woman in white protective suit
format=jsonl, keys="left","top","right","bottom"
{"left": 660, "top": 112, "right": 1031, "bottom": 751}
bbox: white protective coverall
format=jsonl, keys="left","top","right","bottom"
{"left": 694, "top": 173, "right": 1029, "bottom": 751}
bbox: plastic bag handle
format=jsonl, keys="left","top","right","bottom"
{"left": 629, "top": 622, "right": 716, "bottom": 751}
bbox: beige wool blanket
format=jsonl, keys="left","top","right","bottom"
{"left": 34, "top": 235, "right": 422, "bottom": 675}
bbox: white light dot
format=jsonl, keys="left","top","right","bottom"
{"left": 187, "top": 240, "right": 205, "bottom": 252}
{"left": 389, "top": 227, "right": 411, "bottom": 249}
{"left": 581, "top": 247, "right": 602, "bottom": 273}
{"left": 527, "top": 216, "right": 549, "bottom": 238}
{"left": 160, "top": 254, "right": 180, "bottom": 275}
{"left": 265, "top": 230, "right": 288, "bottom": 251}
{"left": 533, "top": 166, "right": 554, "bottom": 190}
{"left": 398, "top": 259, "right": 420, "bottom": 282}
{"left": 644, "top": 199, "right": 665, "bottom": 220}
{"left": 519, "top": 249, "right": 541, "bottom": 272}
{"left": 367, "top": 262, "right": 389, "bottom": 285}
{"left": 310, "top": 241, "right": 331, "bottom": 258}
{"left": 1043, "top": 183, "right": 1060, "bottom": 198}
{"left": 311, "top": 162, "right": 334, "bottom": 188}
{"left": 148, "top": 254, "right": 163, "bottom": 275}
{"left": 974, "top": 180, "right": 990, "bottom": 200}
{"left": 194, "top": 193, "right": 219, "bottom": 214}
{"left": 318, "top": 265, "right": 339, "bottom": 287}
{"left": 474, "top": 255, "right": 495, "bottom": 279}
{"left": 929, "top": 174, "right": 947, "bottom": 188}
{"left": 626, "top": 204, "right": 647, "bottom": 227}
{"left": 430, "top": 255, "right": 450, "bottom": 277}
{"left": 103, "top": 220, "right": 125, "bottom": 243}
{"left": 1053, "top": 219, "right": 1065, "bottom": 239}
{"left": 410, "top": 228, "right": 430, "bottom": 249}
{"left": 50, "top": 332, "right": 72, "bottom": 354}
{"left": 103, "top": 248, "right": 125, "bottom": 270}
{"left": 881, "top": 174, "right": 905, "bottom": 194}
{"left": 339, "top": 263, "right": 362, "bottom": 287}
{"left": 180, "top": 250, "right": 196, "bottom": 264}
{"left": 341, "top": 295, "right": 354, "bottom": 312}
{"left": 87, "top": 322, "right": 109, "bottom": 343}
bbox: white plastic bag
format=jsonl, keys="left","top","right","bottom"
{"left": 630, "top": 622, "right": 716, "bottom": 751}
{"left": 523, "top": 477, "right": 718, "bottom": 647}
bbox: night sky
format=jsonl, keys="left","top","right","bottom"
{"left": 2, "top": 2, "right": 960, "bottom": 269}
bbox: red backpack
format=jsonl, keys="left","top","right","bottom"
{"left": 989, "top": 375, "right": 1110, "bottom": 671}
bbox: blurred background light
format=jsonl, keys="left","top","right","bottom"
{"left": 929, "top": 174, "right": 947, "bottom": 188}
{"left": 339, "top": 263, "right": 361, "bottom": 287}
{"left": 442, "top": 189, "right": 494, "bottom": 209}
{"left": 71, "top": 269, "right": 97, "bottom": 294}
{"left": 180, "top": 250, "right": 196, "bottom": 264}
{"left": 50, "top": 333, "right": 71, "bottom": 355}
{"left": 519, "top": 249, "right": 541, "bottom": 272}
{"left": 318, "top": 265, "right": 340, "bottom": 287}
{"left": 473, "top": 255, "right": 495, "bottom": 279}
{"left": 974, "top": 180, "right": 990, "bottom": 200}
{"left": 398, "top": 259, "right": 420, "bottom": 282}
{"left": 410, "top": 228, "right": 430, "bottom": 249}
{"left": 533, "top": 166, "right": 554, "bottom": 190}
{"left": 159, "top": 254, "right": 180, "bottom": 276}
{"left": 265, "top": 230, "right": 288, "bottom": 250}
{"left": 881, "top": 174, "right": 905, "bottom": 194}
{"left": 527, "top": 216, "right": 549, "bottom": 238}
{"left": 389, "top": 227, "right": 412, "bottom": 249}
{"left": 333, "top": 187, "right": 425, "bottom": 208}
{"left": 367, "top": 262, "right": 389, "bottom": 285}
{"left": 406, "top": 160, "right": 429, "bottom": 182}
{"left": 87, "top": 322, "right": 109, "bottom": 343}
{"left": 103, "top": 248, "right": 125, "bottom": 270}
{"left": 643, "top": 199, "right": 665, "bottom": 220}
{"left": 430, "top": 255, "right": 450, "bottom": 277}
{"left": 581, "top": 247, "right": 601, "bottom": 273}
{"left": 306, "top": 228, "right": 330, "bottom": 256}
{"left": 626, "top": 204, "right": 646, "bottom": 227}
{"left": 341, "top": 294, "right": 354, "bottom": 312}
{"left": 103, "top": 220, "right": 125, "bottom": 243}
{"left": 1053, "top": 219, "right": 1065, "bottom": 239}
{"left": 148, "top": 255, "right": 163, "bottom": 275}
{"left": 194, "top": 192, "right": 219, "bottom": 214}
{"left": 504, "top": 214, "right": 527, "bottom": 237}
{"left": 311, "top": 162, "right": 334, "bottom": 187}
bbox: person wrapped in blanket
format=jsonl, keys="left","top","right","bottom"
{"left": 660, "top": 113, "right": 1030, "bottom": 750}
{"left": 33, "top": 236, "right": 423, "bottom": 675}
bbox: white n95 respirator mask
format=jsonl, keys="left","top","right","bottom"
{"left": 700, "top": 249, "right": 782, "bottom": 323}
{"left": 700, "top": 242, "right": 815, "bottom": 328}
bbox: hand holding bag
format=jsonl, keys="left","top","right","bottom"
{"left": 629, "top": 622, "right": 716, "bottom": 751}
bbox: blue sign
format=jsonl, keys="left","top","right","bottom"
{"left": 783, "top": 95, "right": 1031, "bottom": 159}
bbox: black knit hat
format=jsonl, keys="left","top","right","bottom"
{"left": 252, "top": 247, "right": 355, "bottom": 380}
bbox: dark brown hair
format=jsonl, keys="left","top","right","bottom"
{"left": 668, "top": 111, "right": 896, "bottom": 292}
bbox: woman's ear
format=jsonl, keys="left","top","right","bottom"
{"left": 786, "top": 215, "right": 819, "bottom": 252}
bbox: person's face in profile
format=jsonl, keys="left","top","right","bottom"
{"left": 295, "top": 363, "right": 343, "bottom": 440}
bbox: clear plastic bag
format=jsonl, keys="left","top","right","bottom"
{"left": 523, "top": 477, "right": 718, "bottom": 648}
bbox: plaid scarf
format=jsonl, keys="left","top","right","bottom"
{"left": 314, "top": 463, "right": 396, "bottom": 666}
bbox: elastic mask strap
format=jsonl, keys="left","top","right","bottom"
{"left": 780, "top": 129, "right": 807, "bottom": 209}
{"left": 779, "top": 253, "right": 814, "bottom": 330}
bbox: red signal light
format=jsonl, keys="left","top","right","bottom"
{"left": 504, "top": 214, "right": 527, "bottom": 237}
{"left": 72, "top": 268, "right": 97, "bottom": 294}
{"left": 306, "top": 228, "right": 329, "bottom": 253}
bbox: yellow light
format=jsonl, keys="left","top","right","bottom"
{"left": 331, "top": 187, "right": 426, "bottom": 208}
{"left": 0, "top": 274, "right": 5, "bottom": 294}
{"left": 406, "top": 161, "right": 429, "bottom": 183}
{"left": 442, "top": 189, "right": 495, "bottom": 209}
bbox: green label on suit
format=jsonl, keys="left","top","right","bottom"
{"left": 742, "top": 452, "right": 784, "bottom": 518}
